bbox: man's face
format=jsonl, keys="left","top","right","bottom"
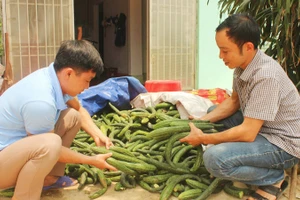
{"left": 66, "top": 69, "right": 96, "bottom": 96}
{"left": 215, "top": 29, "right": 248, "bottom": 69}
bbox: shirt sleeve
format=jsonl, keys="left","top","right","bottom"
{"left": 64, "top": 94, "right": 73, "bottom": 103}
{"left": 21, "top": 101, "right": 57, "bottom": 134}
{"left": 243, "top": 77, "right": 280, "bottom": 121}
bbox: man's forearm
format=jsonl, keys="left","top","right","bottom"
{"left": 58, "top": 146, "right": 93, "bottom": 165}
{"left": 66, "top": 97, "right": 102, "bottom": 138}
{"left": 201, "top": 96, "right": 240, "bottom": 122}
{"left": 79, "top": 106, "right": 104, "bottom": 138}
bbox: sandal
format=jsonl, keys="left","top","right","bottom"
{"left": 43, "top": 176, "right": 78, "bottom": 191}
{"left": 247, "top": 177, "right": 289, "bottom": 200}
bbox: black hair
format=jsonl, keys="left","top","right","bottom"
{"left": 216, "top": 13, "right": 260, "bottom": 50}
{"left": 53, "top": 40, "right": 104, "bottom": 75}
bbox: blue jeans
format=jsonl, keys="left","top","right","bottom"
{"left": 203, "top": 105, "right": 299, "bottom": 186}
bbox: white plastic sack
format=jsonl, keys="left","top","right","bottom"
{"left": 130, "top": 91, "right": 214, "bottom": 119}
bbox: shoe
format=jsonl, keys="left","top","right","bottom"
{"left": 247, "top": 177, "right": 289, "bottom": 200}
{"left": 43, "top": 176, "right": 78, "bottom": 191}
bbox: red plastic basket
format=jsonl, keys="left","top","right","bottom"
{"left": 145, "top": 80, "right": 182, "bottom": 92}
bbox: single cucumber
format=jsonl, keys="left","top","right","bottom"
{"left": 139, "top": 156, "right": 190, "bottom": 174}
{"left": 223, "top": 182, "right": 244, "bottom": 199}
{"left": 142, "top": 173, "right": 174, "bottom": 184}
{"left": 118, "top": 160, "right": 157, "bottom": 174}
{"left": 154, "top": 102, "right": 174, "bottom": 110}
{"left": 106, "top": 157, "right": 137, "bottom": 175}
{"left": 152, "top": 119, "right": 180, "bottom": 129}
{"left": 120, "top": 172, "right": 136, "bottom": 188}
{"left": 78, "top": 171, "right": 88, "bottom": 190}
{"left": 114, "top": 182, "right": 126, "bottom": 191}
{"left": 88, "top": 187, "right": 107, "bottom": 199}
{"left": 194, "top": 177, "right": 223, "bottom": 200}
{"left": 186, "top": 179, "right": 209, "bottom": 190}
{"left": 223, "top": 182, "right": 254, "bottom": 198}
{"left": 91, "top": 146, "right": 146, "bottom": 164}
{"left": 91, "top": 167, "right": 107, "bottom": 188}
{"left": 138, "top": 180, "right": 166, "bottom": 193}
{"left": 190, "top": 145, "right": 203, "bottom": 172}
{"left": 165, "top": 132, "right": 189, "bottom": 167}
{"left": 178, "top": 188, "right": 203, "bottom": 200}
{"left": 148, "top": 124, "right": 213, "bottom": 139}
{"left": 172, "top": 145, "right": 194, "bottom": 163}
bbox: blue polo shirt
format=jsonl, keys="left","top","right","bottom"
{"left": 0, "top": 63, "right": 72, "bottom": 150}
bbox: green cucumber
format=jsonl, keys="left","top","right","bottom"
{"left": 178, "top": 188, "right": 203, "bottom": 200}
{"left": 160, "top": 174, "right": 202, "bottom": 200}
{"left": 142, "top": 173, "right": 174, "bottom": 184}
{"left": 186, "top": 179, "right": 209, "bottom": 190}
{"left": 88, "top": 187, "right": 107, "bottom": 199}
{"left": 195, "top": 177, "right": 223, "bottom": 200}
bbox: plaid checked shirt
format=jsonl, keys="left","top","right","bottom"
{"left": 233, "top": 49, "right": 300, "bottom": 159}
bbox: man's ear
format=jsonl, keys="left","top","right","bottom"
{"left": 244, "top": 42, "right": 255, "bottom": 51}
{"left": 62, "top": 67, "right": 73, "bottom": 79}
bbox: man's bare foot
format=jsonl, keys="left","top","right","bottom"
{"left": 44, "top": 175, "right": 59, "bottom": 186}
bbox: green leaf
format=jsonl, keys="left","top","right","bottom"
{"left": 208, "top": 0, "right": 300, "bottom": 90}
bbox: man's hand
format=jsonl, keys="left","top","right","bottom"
{"left": 91, "top": 153, "right": 117, "bottom": 171}
{"left": 188, "top": 115, "right": 201, "bottom": 120}
{"left": 67, "top": 98, "right": 114, "bottom": 149}
{"left": 93, "top": 134, "right": 114, "bottom": 149}
{"left": 179, "top": 123, "right": 204, "bottom": 146}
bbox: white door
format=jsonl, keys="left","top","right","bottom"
{"left": 4, "top": 0, "right": 74, "bottom": 82}
{"left": 148, "top": 0, "right": 198, "bottom": 90}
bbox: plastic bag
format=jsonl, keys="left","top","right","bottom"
{"left": 78, "top": 76, "right": 147, "bottom": 115}
{"left": 188, "top": 88, "right": 230, "bottom": 104}
{"left": 130, "top": 91, "right": 214, "bottom": 119}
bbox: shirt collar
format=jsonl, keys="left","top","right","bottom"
{"left": 239, "top": 49, "right": 262, "bottom": 81}
{"left": 48, "top": 63, "right": 68, "bottom": 110}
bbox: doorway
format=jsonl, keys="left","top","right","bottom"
{"left": 98, "top": 3, "right": 104, "bottom": 59}
{"left": 73, "top": 0, "right": 133, "bottom": 86}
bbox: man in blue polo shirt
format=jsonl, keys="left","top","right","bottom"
{"left": 0, "top": 40, "right": 116, "bottom": 200}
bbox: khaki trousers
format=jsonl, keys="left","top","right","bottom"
{"left": 0, "top": 108, "right": 81, "bottom": 200}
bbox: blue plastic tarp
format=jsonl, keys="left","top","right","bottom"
{"left": 77, "top": 76, "right": 147, "bottom": 115}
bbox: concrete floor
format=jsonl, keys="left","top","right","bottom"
{"left": 1, "top": 176, "right": 299, "bottom": 200}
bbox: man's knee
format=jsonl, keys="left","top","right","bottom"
{"left": 43, "top": 134, "right": 62, "bottom": 156}
{"left": 55, "top": 108, "right": 81, "bottom": 134}
{"left": 203, "top": 146, "right": 219, "bottom": 171}
{"left": 203, "top": 145, "right": 230, "bottom": 177}
{"left": 67, "top": 108, "right": 82, "bottom": 126}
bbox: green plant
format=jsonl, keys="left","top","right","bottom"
{"left": 208, "top": 0, "right": 300, "bottom": 90}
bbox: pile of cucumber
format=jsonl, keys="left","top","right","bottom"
{"left": 65, "top": 102, "right": 254, "bottom": 200}
{"left": 0, "top": 101, "right": 252, "bottom": 199}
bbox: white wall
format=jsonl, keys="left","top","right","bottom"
{"left": 198, "top": 1, "right": 233, "bottom": 90}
